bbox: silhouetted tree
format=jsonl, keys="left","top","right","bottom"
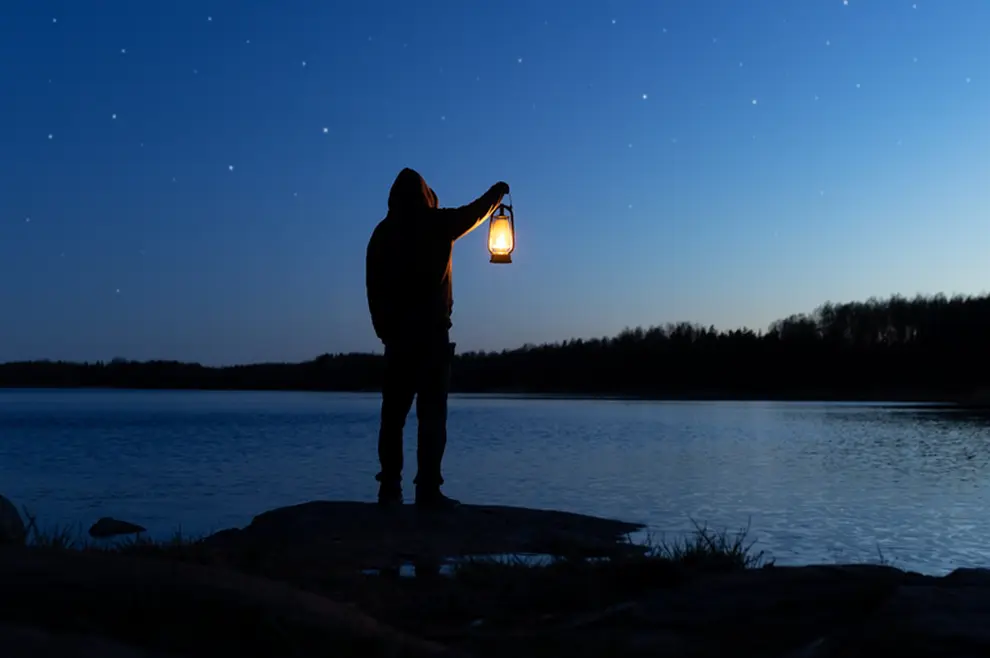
{"left": 2, "top": 293, "right": 990, "bottom": 400}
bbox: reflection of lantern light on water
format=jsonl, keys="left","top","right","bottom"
{"left": 487, "top": 199, "right": 515, "bottom": 264}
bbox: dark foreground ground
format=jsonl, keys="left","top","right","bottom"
{"left": 2, "top": 498, "right": 988, "bottom": 658}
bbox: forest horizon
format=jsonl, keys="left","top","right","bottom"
{"left": 3, "top": 291, "right": 989, "bottom": 403}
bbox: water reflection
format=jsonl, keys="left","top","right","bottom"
{"left": 4, "top": 391, "right": 990, "bottom": 575}
{"left": 759, "top": 404, "right": 990, "bottom": 572}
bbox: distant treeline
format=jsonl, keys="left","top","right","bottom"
{"left": 3, "top": 293, "right": 990, "bottom": 401}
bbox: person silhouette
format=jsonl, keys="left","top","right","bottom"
{"left": 366, "top": 168, "right": 509, "bottom": 508}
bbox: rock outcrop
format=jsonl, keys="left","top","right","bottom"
{"left": 0, "top": 545, "right": 462, "bottom": 658}
{"left": 201, "top": 500, "right": 645, "bottom": 573}
{"left": 449, "top": 564, "right": 990, "bottom": 657}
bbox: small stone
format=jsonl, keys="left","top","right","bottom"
{"left": 88, "top": 517, "right": 146, "bottom": 539}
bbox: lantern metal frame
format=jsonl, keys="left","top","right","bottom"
{"left": 488, "top": 197, "right": 515, "bottom": 264}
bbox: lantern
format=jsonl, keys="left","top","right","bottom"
{"left": 487, "top": 200, "right": 515, "bottom": 264}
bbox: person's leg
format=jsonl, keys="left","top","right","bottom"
{"left": 413, "top": 336, "right": 457, "bottom": 507}
{"left": 376, "top": 343, "right": 416, "bottom": 503}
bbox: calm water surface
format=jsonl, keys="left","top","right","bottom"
{"left": 2, "top": 389, "right": 989, "bottom": 575}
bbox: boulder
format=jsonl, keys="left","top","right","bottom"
{"left": 0, "top": 495, "right": 26, "bottom": 546}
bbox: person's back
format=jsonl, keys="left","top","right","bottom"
{"left": 366, "top": 168, "right": 508, "bottom": 507}
{"left": 366, "top": 169, "right": 450, "bottom": 345}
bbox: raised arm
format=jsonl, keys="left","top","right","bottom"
{"left": 434, "top": 182, "right": 510, "bottom": 242}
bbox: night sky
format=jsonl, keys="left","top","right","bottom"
{"left": 2, "top": 1, "right": 988, "bottom": 365}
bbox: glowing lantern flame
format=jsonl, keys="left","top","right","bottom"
{"left": 487, "top": 202, "right": 515, "bottom": 264}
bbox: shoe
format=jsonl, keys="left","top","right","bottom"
{"left": 377, "top": 483, "right": 403, "bottom": 506}
{"left": 414, "top": 488, "right": 461, "bottom": 510}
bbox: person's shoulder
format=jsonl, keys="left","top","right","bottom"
{"left": 371, "top": 214, "right": 395, "bottom": 236}
{"left": 420, "top": 208, "right": 456, "bottom": 240}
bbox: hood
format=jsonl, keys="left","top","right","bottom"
{"left": 387, "top": 168, "right": 437, "bottom": 213}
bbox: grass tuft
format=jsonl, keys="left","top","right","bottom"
{"left": 648, "top": 517, "right": 771, "bottom": 571}
{"left": 435, "top": 521, "right": 773, "bottom": 627}
{"left": 22, "top": 508, "right": 83, "bottom": 549}
{"left": 20, "top": 506, "right": 204, "bottom": 558}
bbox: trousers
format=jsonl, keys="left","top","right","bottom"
{"left": 375, "top": 334, "right": 454, "bottom": 490}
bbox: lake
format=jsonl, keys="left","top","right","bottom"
{"left": 1, "top": 389, "right": 989, "bottom": 574}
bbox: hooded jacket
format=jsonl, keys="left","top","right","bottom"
{"left": 366, "top": 168, "right": 504, "bottom": 345}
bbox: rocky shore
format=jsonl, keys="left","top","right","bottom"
{"left": 2, "top": 494, "right": 989, "bottom": 657}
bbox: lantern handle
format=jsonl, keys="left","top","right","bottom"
{"left": 496, "top": 193, "right": 513, "bottom": 218}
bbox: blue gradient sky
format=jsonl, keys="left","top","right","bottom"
{"left": 2, "top": 1, "right": 988, "bottom": 365}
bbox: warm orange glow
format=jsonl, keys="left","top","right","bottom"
{"left": 488, "top": 216, "right": 514, "bottom": 256}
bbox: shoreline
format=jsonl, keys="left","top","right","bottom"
{"left": 0, "top": 384, "right": 977, "bottom": 406}
{"left": 5, "top": 498, "right": 990, "bottom": 657}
